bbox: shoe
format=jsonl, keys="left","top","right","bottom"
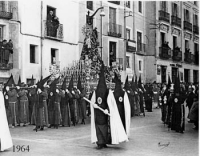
{"left": 40, "top": 127, "right": 44, "bottom": 131}
{"left": 103, "top": 144, "right": 108, "bottom": 148}
{"left": 96, "top": 145, "right": 103, "bottom": 150}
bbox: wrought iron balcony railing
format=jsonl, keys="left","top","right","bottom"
{"left": 193, "top": 25, "right": 199, "bottom": 35}
{"left": 159, "top": 10, "right": 170, "bottom": 23}
{"left": 0, "top": 11, "right": 12, "bottom": 19}
{"left": 136, "top": 42, "right": 146, "bottom": 54}
{"left": 44, "top": 20, "right": 63, "bottom": 41}
{"left": 172, "top": 49, "right": 182, "bottom": 61}
{"left": 183, "top": 21, "right": 192, "bottom": 32}
{"left": 108, "top": 23, "right": 122, "bottom": 38}
{"left": 171, "top": 15, "right": 181, "bottom": 28}
{"left": 0, "top": 49, "right": 13, "bottom": 70}
{"left": 184, "top": 51, "right": 193, "bottom": 63}
{"left": 159, "top": 46, "right": 171, "bottom": 59}
{"left": 108, "top": 1, "right": 120, "bottom": 5}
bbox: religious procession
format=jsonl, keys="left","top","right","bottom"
{"left": 0, "top": 1, "right": 199, "bottom": 155}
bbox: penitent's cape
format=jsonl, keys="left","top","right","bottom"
{"left": 90, "top": 90, "right": 128, "bottom": 145}
{"left": 0, "top": 91, "right": 13, "bottom": 151}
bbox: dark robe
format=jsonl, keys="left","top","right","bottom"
{"left": 171, "top": 94, "right": 185, "bottom": 133}
{"left": 94, "top": 89, "right": 109, "bottom": 145}
{"left": 78, "top": 89, "right": 87, "bottom": 120}
{"left": 61, "top": 91, "right": 72, "bottom": 126}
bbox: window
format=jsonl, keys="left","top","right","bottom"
{"left": 193, "top": 14, "right": 198, "bottom": 26}
{"left": 138, "top": 1, "right": 142, "bottom": 13}
{"left": 126, "top": 1, "right": 130, "bottom": 8}
{"left": 126, "top": 28, "right": 130, "bottom": 40}
{"left": 172, "top": 3, "right": 178, "bottom": 17}
{"left": 126, "top": 56, "right": 130, "bottom": 68}
{"left": 160, "top": 1, "right": 167, "bottom": 12}
{"left": 161, "top": 66, "right": 167, "bottom": 83}
{"left": 139, "top": 60, "right": 142, "bottom": 71}
{"left": 184, "top": 9, "right": 190, "bottom": 22}
{"left": 173, "top": 36, "right": 177, "bottom": 50}
{"left": 87, "top": 1, "right": 93, "bottom": 10}
{"left": 194, "top": 43, "right": 199, "bottom": 52}
{"left": 0, "top": 26, "right": 3, "bottom": 41}
{"left": 193, "top": 70, "right": 198, "bottom": 83}
{"left": 185, "top": 40, "right": 189, "bottom": 50}
{"left": 184, "top": 69, "right": 190, "bottom": 83}
{"left": 109, "top": 42, "right": 116, "bottom": 67}
{"left": 30, "top": 45, "right": 36, "bottom": 63}
{"left": 194, "top": 1, "right": 197, "bottom": 5}
{"left": 0, "top": 1, "right": 6, "bottom": 11}
{"left": 137, "top": 31, "right": 142, "bottom": 51}
{"left": 109, "top": 7, "right": 116, "bottom": 24}
{"left": 51, "top": 48, "right": 58, "bottom": 64}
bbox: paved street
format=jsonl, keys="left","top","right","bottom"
{"left": 1, "top": 104, "right": 198, "bottom": 156}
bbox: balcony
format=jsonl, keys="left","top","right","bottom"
{"left": 126, "top": 40, "right": 136, "bottom": 52}
{"left": 0, "top": 11, "right": 12, "bottom": 20}
{"left": 0, "top": 49, "right": 13, "bottom": 70}
{"left": 107, "top": 23, "right": 122, "bottom": 38}
{"left": 159, "top": 10, "right": 170, "bottom": 23}
{"left": 184, "top": 51, "right": 193, "bottom": 64}
{"left": 136, "top": 42, "right": 146, "bottom": 54}
{"left": 193, "top": 25, "right": 199, "bottom": 35}
{"left": 171, "top": 15, "right": 181, "bottom": 28}
{"left": 108, "top": 1, "right": 120, "bottom": 5}
{"left": 159, "top": 46, "right": 171, "bottom": 59}
{"left": 194, "top": 52, "right": 199, "bottom": 65}
{"left": 172, "top": 48, "right": 182, "bottom": 61}
{"left": 44, "top": 21, "right": 63, "bottom": 41}
{"left": 183, "top": 21, "right": 192, "bottom": 32}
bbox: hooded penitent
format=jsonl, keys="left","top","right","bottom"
{"left": 17, "top": 76, "right": 21, "bottom": 86}
{"left": 124, "top": 76, "right": 130, "bottom": 91}
{"left": 37, "top": 75, "right": 52, "bottom": 91}
{"left": 68, "top": 75, "right": 74, "bottom": 92}
{"left": 77, "top": 75, "right": 83, "bottom": 92}
{"left": 61, "top": 77, "right": 67, "bottom": 90}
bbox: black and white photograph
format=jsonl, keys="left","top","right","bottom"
{"left": 0, "top": 0, "right": 199, "bottom": 156}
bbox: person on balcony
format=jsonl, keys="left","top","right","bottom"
{"left": 52, "top": 16, "right": 60, "bottom": 37}
{"left": 47, "top": 10, "right": 55, "bottom": 37}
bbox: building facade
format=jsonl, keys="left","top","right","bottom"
{"left": 0, "top": 1, "right": 80, "bottom": 84}
{"left": 146, "top": 1, "right": 199, "bottom": 84}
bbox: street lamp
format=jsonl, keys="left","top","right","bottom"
{"left": 100, "top": 8, "right": 105, "bottom": 60}
{"left": 87, "top": 7, "right": 105, "bottom": 59}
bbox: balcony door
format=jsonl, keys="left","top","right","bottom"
{"left": 160, "top": 1, "right": 167, "bottom": 12}
{"left": 184, "top": 9, "right": 190, "bottom": 22}
{"left": 109, "top": 41, "right": 116, "bottom": 67}
{"left": 109, "top": 7, "right": 116, "bottom": 32}
{"left": 193, "top": 70, "right": 198, "bottom": 83}
{"left": 193, "top": 14, "right": 198, "bottom": 26}
{"left": 161, "top": 66, "right": 167, "bottom": 83}
{"left": 172, "top": 3, "right": 178, "bottom": 17}
{"left": 137, "top": 31, "right": 142, "bottom": 51}
{"left": 161, "top": 32, "right": 165, "bottom": 46}
{"left": 184, "top": 69, "right": 190, "bottom": 83}
{"left": 173, "top": 36, "right": 177, "bottom": 50}
{"left": 172, "top": 67, "right": 178, "bottom": 83}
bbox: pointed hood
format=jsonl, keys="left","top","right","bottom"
{"left": 138, "top": 74, "right": 142, "bottom": 88}
{"left": 124, "top": 75, "right": 130, "bottom": 90}
{"left": 114, "top": 72, "right": 122, "bottom": 91}
{"left": 135, "top": 75, "right": 138, "bottom": 88}
{"left": 37, "top": 75, "right": 51, "bottom": 90}
{"left": 3, "top": 74, "right": 15, "bottom": 92}
{"left": 18, "top": 76, "right": 21, "bottom": 86}
{"left": 77, "top": 75, "right": 83, "bottom": 92}
{"left": 68, "top": 75, "right": 74, "bottom": 91}
{"left": 174, "top": 72, "right": 180, "bottom": 95}
{"left": 96, "top": 63, "right": 107, "bottom": 91}
{"left": 61, "top": 77, "right": 67, "bottom": 90}
{"left": 31, "top": 75, "right": 34, "bottom": 86}
{"left": 131, "top": 75, "right": 136, "bottom": 92}
{"left": 49, "top": 77, "right": 59, "bottom": 93}
{"left": 167, "top": 74, "right": 171, "bottom": 90}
